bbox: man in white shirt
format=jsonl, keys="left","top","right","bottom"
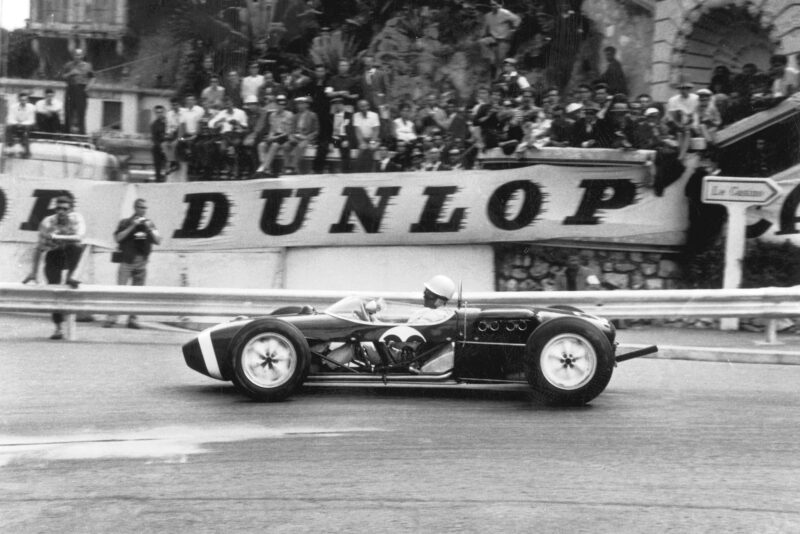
{"left": 241, "top": 61, "right": 266, "bottom": 103}
{"left": 667, "top": 80, "right": 699, "bottom": 158}
{"left": 180, "top": 94, "right": 205, "bottom": 137}
{"left": 209, "top": 97, "right": 248, "bottom": 134}
{"left": 352, "top": 98, "right": 381, "bottom": 172}
{"left": 7, "top": 91, "right": 36, "bottom": 157}
{"left": 482, "top": 0, "right": 521, "bottom": 71}
{"left": 34, "top": 89, "right": 63, "bottom": 133}
{"left": 392, "top": 102, "right": 418, "bottom": 143}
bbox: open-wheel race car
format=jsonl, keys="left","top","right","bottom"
{"left": 182, "top": 294, "right": 657, "bottom": 406}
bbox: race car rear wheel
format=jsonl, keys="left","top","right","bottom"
{"left": 231, "top": 319, "right": 309, "bottom": 402}
{"left": 524, "top": 317, "right": 614, "bottom": 406}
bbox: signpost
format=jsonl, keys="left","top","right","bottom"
{"left": 702, "top": 176, "right": 781, "bottom": 330}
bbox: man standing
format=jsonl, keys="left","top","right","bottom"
{"left": 481, "top": 0, "right": 520, "bottom": 73}
{"left": 352, "top": 98, "right": 380, "bottom": 172}
{"left": 150, "top": 105, "right": 168, "bottom": 182}
{"left": 31, "top": 195, "right": 86, "bottom": 340}
{"left": 104, "top": 199, "right": 161, "bottom": 329}
{"left": 598, "top": 46, "right": 628, "bottom": 96}
{"left": 34, "top": 89, "right": 63, "bottom": 134}
{"left": 286, "top": 96, "right": 319, "bottom": 174}
{"left": 62, "top": 48, "right": 93, "bottom": 134}
{"left": 6, "top": 91, "right": 36, "bottom": 157}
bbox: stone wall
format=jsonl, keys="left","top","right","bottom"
{"left": 495, "top": 244, "right": 683, "bottom": 292}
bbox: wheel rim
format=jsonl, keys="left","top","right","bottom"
{"left": 241, "top": 332, "right": 297, "bottom": 389}
{"left": 539, "top": 333, "right": 597, "bottom": 390}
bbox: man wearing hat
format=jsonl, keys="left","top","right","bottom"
{"left": 286, "top": 96, "right": 319, "bottom": 174}
{"left": 600, "top": 101, "right": 634, "bottom": 148}
{"left": 6, "top": 91, "right": 36, "bottom": 157}
{"left": 257, "top": 93, "right": 294, "bottom": 176}
{"left": 692, "top": 88, "right": 721, "bottom": 146}
{"left": 667, "top": 78, "right": 699, "bottom": 158}
{"left": 570, "top": 102, "right": 604, "bottom": 148}
{"left": 496, "top": 57, "right": 530, "bottom": 98}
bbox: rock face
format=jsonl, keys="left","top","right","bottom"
{"left": 496, "top": 244, "right": 683, "bottom": 292}
{"left": 370, "top": 11, "right": 491, "bottom": 102}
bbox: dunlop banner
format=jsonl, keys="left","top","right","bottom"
{"left": 0, "top": 165, "right": 690, "bottom": 250}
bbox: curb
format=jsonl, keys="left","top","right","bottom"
{"left": 619, "top": 343, "right": 800, "bottom": 366}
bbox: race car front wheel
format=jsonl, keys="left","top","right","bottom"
{"left": 524, "top": 317, "right": 614, "bottom": 406}
{"left": 231, "top": 319, "right": 310, "bottom": 402}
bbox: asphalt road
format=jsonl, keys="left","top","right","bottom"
{"left": 1, "top": 314, "right": 799, "bottom": 533}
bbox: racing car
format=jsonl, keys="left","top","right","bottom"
{"left": 182, "top": 295, "right": 657, "bottom": 406}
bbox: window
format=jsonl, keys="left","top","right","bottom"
{"left": 101, "top": 100, "right": 122, "bottom": 130}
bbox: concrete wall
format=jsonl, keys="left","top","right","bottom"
{"left": 4, "top": 242, "right": 497, "bottom": 293}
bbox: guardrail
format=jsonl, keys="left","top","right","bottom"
{"left": 2, "top": 283, "right": 799, "bottom": 342}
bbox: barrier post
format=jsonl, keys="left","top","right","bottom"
{"left": 65, "top": 313, "right": 77, "bottom": 341}
{"left": 701, "top": 176, "right": 781, "bottom": 331}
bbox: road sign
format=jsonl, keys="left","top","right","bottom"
{"left": 700, "top": 175, "right": 784, "bottom": 330}
{"left": 702, "top": 176, "right": 780, "bottom": 206}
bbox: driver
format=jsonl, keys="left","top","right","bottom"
{"left": 407, "top": 275, "right": 456, "bottom": 324}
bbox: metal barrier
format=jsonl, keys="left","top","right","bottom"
{"left": 2, "top": 283, "right": 800, "bottom": 341}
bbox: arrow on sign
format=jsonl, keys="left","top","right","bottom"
{"left": 702, "top": 176, "right": 781, "bottom": 206}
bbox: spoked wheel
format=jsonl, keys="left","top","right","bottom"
{"left": 231, "top": 319, "right": 309, "bottom": 402}
{"left": 524, "top": 317, "right": 614, "bottom": 406}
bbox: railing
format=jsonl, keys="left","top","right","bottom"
{"left": 2, "top": 283, "right": 799, "bottom": 342}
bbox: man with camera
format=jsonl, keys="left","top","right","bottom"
{"left": 104, "top": 199, "right": 161, "bottom": 329}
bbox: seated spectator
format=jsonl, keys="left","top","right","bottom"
{"left": 353, "top": 98, "right": 381, "bottom": 172}
{"left": 600, "top": 102, "right": 635, "bottom": 149}
{"left": 692, "top": 89, "right": 721, "bottom": 147}
{"left": 257, "top": 93, "right": 294, "bottom": 177}
{"left": 542, "top": 86, "right": 561, "bottom": 115}
{"left": 546, "top": 104, "right": 573, "bottom": 147}
{"left": 393, "top": 102, "right": 418, "bottom": 145}
{"left": 633, "top": 107, "right": 683, "bottom": 196}
{"left": 374, "top": 144, "right": 402, "bottom": 172}
{"left": 416, "top": 93, "right": 447, "bottom": 135}
{"left": 769, "top": 54, "right": 798, "bottom": 99}
{"left": 495, "top": 58, "right": 530, "bottom": 98}
{"left": 34, "top": 89, "right": 63, "bottom": 133}
{"left": 440, "top": 99, "right": 470, "bottom": 142}
{"left": 286, "top": 96, "right": 319, "bottom": 175}
{"left": 666, "top": 80, "right": 698, "bottom": 158}
{"left": 201, "top": 75, "right": 226, "bottom": 109}
{"left": 6, "top": 91, "right": 36, "bottom": 157}
{"left": 496, "top": 99, "right": 523, "bottom": 154}
{"left": 575, "top": 84, "right": 594, "bottom": 108}
{"left": 209, "top": 96, "right": 249, "bottom": 179}
{"left": 241, "top": 61, "right": 266, "bottom": 103}
{"left": 570, "top": 103, "right": 604, "bottom": 148}
{"left": 473, "top": 87, "right": 503, "bottom": 150}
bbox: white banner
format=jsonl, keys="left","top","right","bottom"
{"left": 0, "top": 165, "right": 690, "bottom": 250}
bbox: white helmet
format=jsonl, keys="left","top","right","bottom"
{"left": 424, "top": 275, "right": 456, "bottom": 301}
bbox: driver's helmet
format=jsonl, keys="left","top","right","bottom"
{"left": 424, "top": 275, "right": 456, "bottom": 301}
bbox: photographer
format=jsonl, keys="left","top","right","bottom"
{"left": 104, "top": 199, "right": 161, "bottom": 329}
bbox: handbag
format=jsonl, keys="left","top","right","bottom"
{"left": 111, "top": 250, "right": 123, "bottom": 263}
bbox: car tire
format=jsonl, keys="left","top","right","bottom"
{"left": 230, "top": 319, "right": 310, "bottom": 402}
{"left": 524, "top": 317, "right": 614, "bottom": 406}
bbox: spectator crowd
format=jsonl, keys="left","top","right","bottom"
{"left": 137, "top": 46, "right": 799, "bottom": 181}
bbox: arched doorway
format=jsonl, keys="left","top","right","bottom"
{"left": 677, "top": 5, "right": 774, "bottom": 88}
